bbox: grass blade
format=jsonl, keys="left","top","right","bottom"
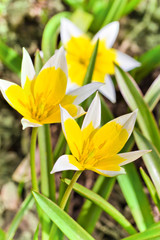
{"left": 33, "top": 191, "right": 94, "bottom": 240}
{"left": 64, "top": 178, "right": 137, "bottom": 235}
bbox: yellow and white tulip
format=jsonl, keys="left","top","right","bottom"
{"left": 51, "top": 93, "right": 149, "bottom": 177}
{"left": 60, "top": 18, "right": 140, "bottom": 103}
{"left": 0, "top": 47, "right": 102, "bottom": 129}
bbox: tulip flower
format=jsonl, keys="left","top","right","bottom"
{"left": 60, "top": 18, "right": 140, "bottom": 103}
{"left": 0, "top": 47, "right": 102, "bottom": 129}
{"left": 51, "top": 93, "right": 149, "bottom": 177}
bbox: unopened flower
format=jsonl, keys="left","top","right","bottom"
{"left": 60, "top": 18, "right": 140, "bottom": 103}
{"left": 0, "top": 47, "right": 102, "bottom": 129}
{"left": 51, "top": 93, "right": 149, "bottom": 177}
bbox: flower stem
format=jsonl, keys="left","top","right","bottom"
{"left": 44, "top": 124, "right": 56, "bottom": 202}
{"left": 49, "top": 170, "right": 82, "bottom": 239}
{"left": 30, "top": 127, "right": 38, "bottom": 191}
{"left": 60, "top": 171, "right": 82, "bottom": 210}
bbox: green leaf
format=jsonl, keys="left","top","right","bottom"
{"left": 102, "top": 0, "right": 125, "bottom": 26}
{"left": 115, "top": 65, "right": 160, "bottom": 153}
{"left": 41, "top": 12, "right": 71, "bottom": 62}
{"left": 6, "top": 193, "right": 34, "bottom": 240}
{"left": 32, "top": 191, "right": 94, "bottom": 240}
{"left": 122, "top": 222, "right": 160, "bottom": 240}
{"left": 33, "top": 224, "right": 39, "bottom": 240}
{"left": 117, "top": 163, "right": 154, "bottom": 232}
{"left": 134, "top": 45, "right": 160, "bottom": 82}
{"left": 117, "top": 135, "right": 154, "bottom": 232}
{"left": 77, "top": 177, "right": 115, "bottom": 234}
{"left": 0, "top": 229, "right": 6, "bottom": 240}
{"left": 0, "top": 39, "right": 21, "bottom": 76}
{"left": 83, "top": 39, "right": 99, "bottom": 85}
{"left": 89, "top": 1, "right": 110, "bottom": 33}
{"left": 140, "top": 167, "right": 160, "bottom": 211}
{"left": 134, "top": 129, "right": 160, "bottom": 199}
{"left": 64, "top": 178, "right": 137, "bottom": 235}
{"left": 144, "top": 75, "right": 160, "bottom": 110}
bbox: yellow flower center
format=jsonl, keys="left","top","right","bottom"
{"left": 65, "top": 35, "right": 118, "bottom": 86}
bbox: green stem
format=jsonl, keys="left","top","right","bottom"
{"left": 38, "top": 126, "right": 49, "bottom": 197}
{"left": 30, "top": 127, "right": 38, "bottom": 191}
{"left": 60, "top": 171, "right": 82, "bottom": 210}
{"left": 44, "top": 124, "right": 56, "bottom": 202}
{"left": 49, "top": 171, "right": 82, "bottom": 239}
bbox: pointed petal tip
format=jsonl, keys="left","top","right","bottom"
{"left": 21, "top": 118, "right": 42, "bottom": 130}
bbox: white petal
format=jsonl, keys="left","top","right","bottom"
{"left": 40, "top": 47, "right": 68, "bottom": 78}
{"left": 82, "top": 92, "right": 101, "bottom": 130}
{"left": 21, "top": 48, "right": 35, "bottom": 88}
{"left": 110, "top": 109, "right": 138, "bottom": 138}
{"left": 50, "top": 155, "right": 79, "bottom": 173}
{"left": 99, "top": 75, "right": 116, "bottom": 103}
{"left": 68, "top": 82, "right": 103, "bottom": 105}
{"left": 21, "top": 118, "right": 42, "bottom": 130}
{"left": 60, "top": 18, "right": 83, "bottom": 45}
{"left": 92, "top": 22, "right": 119, "bottom": 48}
{"left": 116, "top": 51, "right": 141, "bottom": 71}
{"left": 96, "top": 167, "right": 126, "bottom": 177}
{"left": 0, "top": 79, "right": 16, "bottom": 105}
{"left": 119, "top": 150, "right": 151, "bottom": 166}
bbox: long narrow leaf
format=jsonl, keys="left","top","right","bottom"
{"left": 134, "top": 129, "right": 160, "bottom": 198}
{"left": 7, "top": 193, "right": 34, "bottom": 240}
{"left": 122, "top": 223, "right": 160, "bottom": 240}
{"left": 117, "top": 163, "right": 154, "bottom": 232}
{"left": 64, "top": 178, "right": 137, "bottom": 235}
{"left": 83, "top": 39, "right": 99, "bottom": 85}
{"left": 144, "top": 75, "right": 160, "bottom": 110}
{"left": 33, "top": 224, "right": 39, "bottom": 240}
{"left": 115, "top": 65, "right": 160, "bottom": 153}
{"left": 32, "top": 191, "right": 94, "bottom": 240}
{"left": 140, "top": 167, "right": 160, "bottom": 211}
{"left": 102, "top": 0, "right": 123, "bottom": 26}
{"left": 77, "top": 177, "right": 115, "bottom": 234}
{"left": 117, "top": 136, "right": 154, "bottom": 232}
